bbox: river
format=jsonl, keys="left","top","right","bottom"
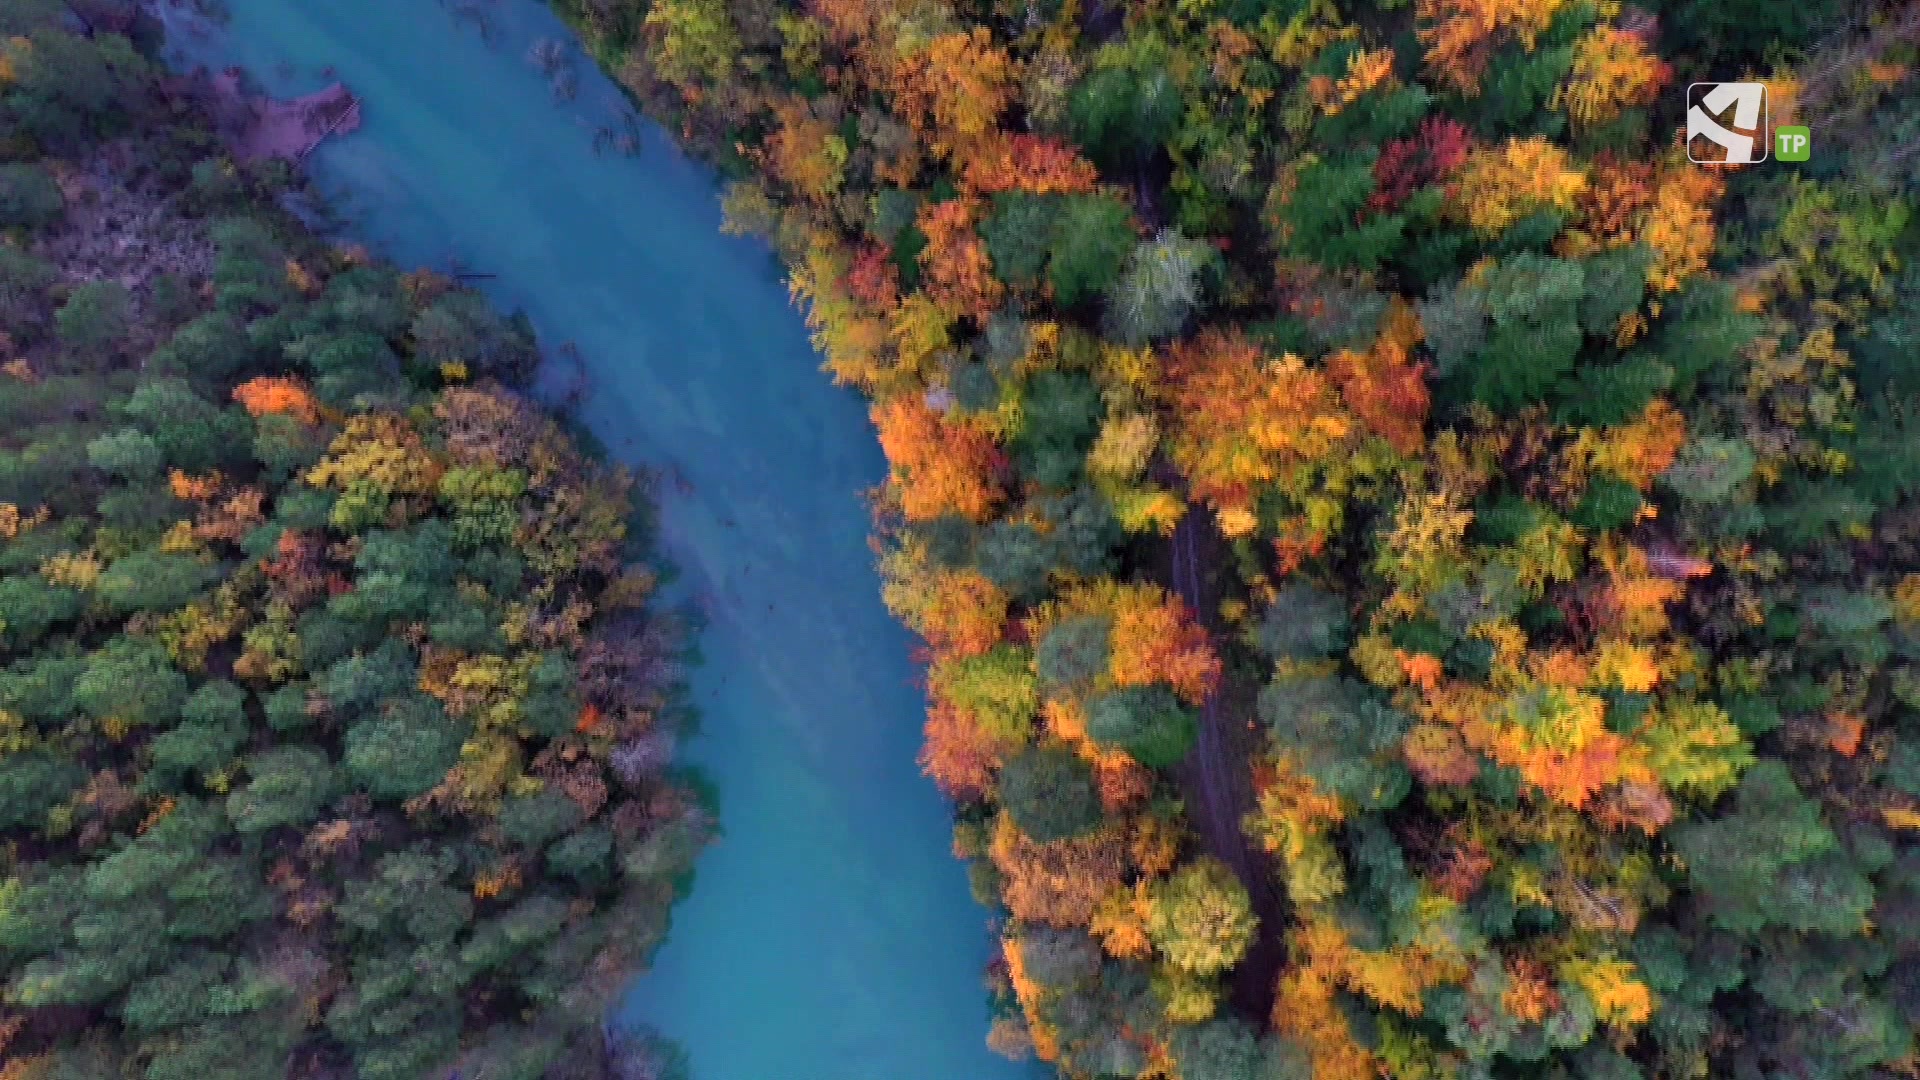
{"left": 159, "top": 3, "right": 1037, "bottom": 1078}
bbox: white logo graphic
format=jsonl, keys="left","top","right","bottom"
{"left": 1687, "top": 82, "right": 1769, "bottom": 164}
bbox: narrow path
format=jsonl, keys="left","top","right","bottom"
{"left": 1166, "top": 512, "right": 1289, "bottom": 1018}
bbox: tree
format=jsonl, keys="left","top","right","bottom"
{"left": 0, "top": 244, "right": 56, "bottom": 337}
{"left": 1085, "top": 685, "right": 1197, "bottom": 767}
{"left": 1067, "top": 60, "right": 1181, "bottom": 168}
{"left": 55, "top": 280, "right": 131, "bottom": 358}
{"left": 123, "top": 378, "right": 247, "bottom": 473}
{"left": 0, "top": 162, "right": 63, "bottom": 228}
{"left": 931, "top": 644, "right": 1039, "bottom": 744}
{"left": 872, "top": 394, "right": 1005, "bottom": 521}
{"left": 981, "top": 192, "right": 1062, "bottom": 288}
{"left": 87, "top": 428, "right": 164, "bottom": 481}
{"left": 226, "top": 748, "right": 334, "bottom": 833}
{"left": 1147, "top": 858, "right": 1256, "bottom": 976}
{"left": 1104, "top": 229, "right": 1212, "bottom": 346}
{"left": 1457, "top": 253, "right": 1587, "bottom": 412}
{"left": 343, "top": 697, "right": 466, "bottom": 801}
{"left": 1047, "top": 195, "right": 1135, "bottom": 307}
{"left": 1668, "top": 761, "right": 1869, "bottom": 934}
{"left": 95, "top": 550, "right": 218, "bottom": 614}
{"left": 0, "top": 575, "right": 83, "bottom": 649}
{"left": 75, "top": 636, "right": 189, "bottom": 729}
{"left": 0, "top": 751, "right": 84, "bottom": 830}
{"left": 1274, "top": 153, "right": 1406, "bottom": 272}
{"left": 998, "top": 746, "right": 1103, "bottom": 842}
{"left": 1255, "top": 583, "right": 1350, "bottom": 661}
{"left": 1037, "top": 614, "right": 1113, "bottom": 693}
{"left": 642, "top": 0, "right": 739, "bottom": 87}
{"left": 1170, "top": 1017, "right": 1266, "bottom": 1080}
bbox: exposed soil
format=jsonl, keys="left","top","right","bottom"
{"left": 200, "top": 71, "right": 362, "bottom": 163}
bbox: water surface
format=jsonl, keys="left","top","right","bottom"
{"left": 162, "top": 4, "right": 1033, "bottom": 1077}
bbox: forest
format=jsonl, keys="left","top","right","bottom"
{"left": 550, "top": 0, "right": 1920, "bottom": 1073}
{"left": 0, "top": 4, "right": 705, "bottom": 1077}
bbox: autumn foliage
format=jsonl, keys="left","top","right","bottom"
{"left": 556, "top": 0, "right": 1920, "bottom": 1070}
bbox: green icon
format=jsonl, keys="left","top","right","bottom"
{"left": 1777, "top": 125, "right": 1812, "bottom": 162}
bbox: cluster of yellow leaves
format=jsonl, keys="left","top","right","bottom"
{"left": 790, "top": 241, "right": 896, "bottom": 390}
{"left": 0, "top": 503, "right": 47, "bottom": 541}
{"left": 39, "top": 551, "right": 102, "bottom": 589}
{"left": 305, "top": 414, "right": 444, "bottom": 498}
{"left": 1559, "top": 955, "right": 1656, "bottom": 1028}
{"left": 1244, "top": 754, "right": 1346, "bottom": 863}
{"left": 1639, "top": 164, "right": 1724, "bottom": 292}
{"left": 1089, "top": 412, "right": 1187, "bottom": 535}
{"left": 1272, "top": 919, "right": 1386, "bottom": 1080}
{"left": 1449, "top": 137, "right": 1588, "bottom": 235}
{"left": 1558, "top": 27, "right": 1670, "bottom": 128}
{"left": 1895, "top": 573, "right": 1920, "bottom": 624}
{"left": 1144, "top": 859, "right": 1258, "bottom": 977}
{"left": 156, "top": 581, "right": 253, "bottom": 671}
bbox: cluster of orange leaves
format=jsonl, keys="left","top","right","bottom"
{"left": 1563, "top": 155, "right": 1724, "bottom": 293}
{"left": 1325, "top": 301, "right": 1433, "bottom": 456}
{"left": 1105, "top": 585, "right": 1222, "bottom": 704}
{"left": 922, "top": 699, "right": 1004, "bottom": 799}
{"left": 1161, "top": 329, "right": 1353, "bottom": 521}
{"left": 168, "top": 469, "right": 223, "bottom": 502}
{"left": 1418, "top": 0, "right": 1569, "bottom": 93}
{"left": 472, "top": 861, "right": 523, "bottom": 901}
{"left": 889, "top": 28, "right": 1015, "bottom": 156}
{"left": 872, "top": 394, "right": 1005, "bottom": 521}
{"left": 896, "top": 566, "right": 1011, "bottom": 666}
{"left": 918, "top": 199, "right": 1005, "bottom": 325}
{"left": 762, "top": 96, "right": 847, "bottom": 203}
{"left": 961, "top": 133, "right": 1099, "bottom": 196}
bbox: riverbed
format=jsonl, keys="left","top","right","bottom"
{"left": 160, "top": 3, "right": 1036, "bottom": 1077}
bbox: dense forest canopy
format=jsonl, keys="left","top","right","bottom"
{"left": 551, "top": 0, "right": 1920, "bottom": 1074}
{"left": 0, "top": 4, "right": 705, "bottom": 1077}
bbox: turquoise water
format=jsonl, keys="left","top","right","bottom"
{"left": 161, "top": 4, "right": 1036, "bottom": 1078}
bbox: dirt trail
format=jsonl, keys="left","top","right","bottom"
{"left": 1166, "top": 512, "right": 1290, "bottom": 1019}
